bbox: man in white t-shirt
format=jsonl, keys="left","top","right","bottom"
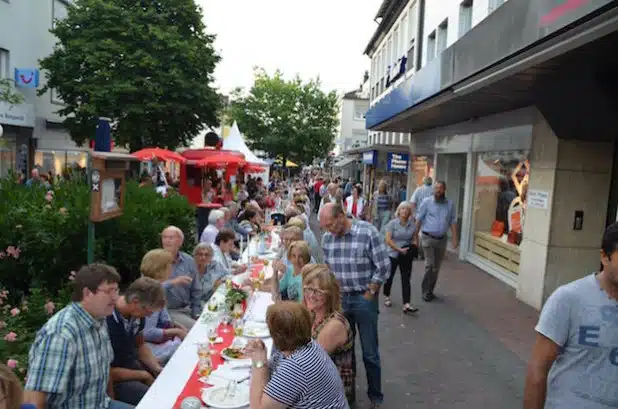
{"left": 524, "top": 222, "right": 618, "bottom": 409}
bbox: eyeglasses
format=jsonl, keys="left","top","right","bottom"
{"left": 303, "top": 287, "right": 326, "bottom": 297}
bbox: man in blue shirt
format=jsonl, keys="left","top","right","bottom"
{"left": 414, "top": 181, "right": 458, "bottom": 302}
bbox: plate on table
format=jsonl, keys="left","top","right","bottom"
{"left": 201, "top": 383, "right": 250, "bottom": 409}
{"left": 221, "top": 347, "right": 250, "bottom": 362}
{"left": 242, "top": 322, "right": 270, "bottom": 338}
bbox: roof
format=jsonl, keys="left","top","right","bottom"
{"left": 343, "top": 89, "right": 368, "bottom": 101}
{"left": 364, "top": 0, "right": 408, "bottom": 56}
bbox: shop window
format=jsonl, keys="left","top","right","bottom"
{"left": 459, "top": 0, "right": 473, "bottom": 38}
{"left": 0, "top": 142, "right": 16, "bottom": 178}
{"left": 470, "top": 151, "right": 530, "bottom": 275}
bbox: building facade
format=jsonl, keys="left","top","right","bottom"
{"left": 365, "top": 0, "right": 618, "bottom": 309}
{"left": 0, "top": 0, "right": 87, "bottom": 179}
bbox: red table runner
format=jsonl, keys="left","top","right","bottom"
{"left": 173, "top": 264, "right": 265, "bottom": 408}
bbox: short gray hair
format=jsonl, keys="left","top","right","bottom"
{"left": 395, "top": 201, "right": 413, "bottom": 217}
{"left": 193, "top": 242, "right": 214, "bottom": 258}
{"left": 208, "top": 209, "right": 225, "bottom": 225}
{"left": 162, "top": 225, "right": 184, "bottom": 242}
{"left": 124, "top": 277, "right": 166, "bottom": 310}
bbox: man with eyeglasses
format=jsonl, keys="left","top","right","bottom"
{"left": 23, "top": 263, "right": 134, "bottom": 409}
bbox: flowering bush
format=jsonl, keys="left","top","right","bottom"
{"left": 0, "top": 177, "right": 196, "bottom": 303}
{"left": 0, "top": 284, "right": 72, "bottom": 382}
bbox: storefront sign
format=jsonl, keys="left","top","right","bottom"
{"left": 362, "top": 150, "right": 377, "bottom": 166}
{"left": 0, "top": 101, "right": 35, "bottom": 127}
{"left": 528, "top": 189, "right": 549, "bottom": 209}
{"left": 14, "top": 68, "right": 40, "bottom": 88}
{"left": 387, "top": 152, "right": 409, "bottom": 172}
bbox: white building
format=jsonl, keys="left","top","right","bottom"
{"left": 334, "top": 72, "right": 370, "bottom": 156}
{"left": 364, "top": 0, "right": 618, "bottom": 310}
{"left": 0, "top": 0, "right": 87, "bottom": 178}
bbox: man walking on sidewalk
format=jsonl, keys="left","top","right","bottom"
{"left": 410, "top": 176, "right": 434, "bottom": 260}
{"left": 524, "top": 222, "right": 618, "bottom": 409}
{"left": 414, "top": 181, "right": 458, "bottom": 302}
{"left": 320, "top": 203, "right": 390, "bottom": 408}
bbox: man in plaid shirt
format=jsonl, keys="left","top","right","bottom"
{"left": 320, "top": 203, "right": 390, "bottom": 409}
{"left": 23, "top": 264, "right": 134, "bottom": 409}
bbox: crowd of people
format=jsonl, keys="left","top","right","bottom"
{"left": 3, "top": 167, "right": 601, "bottom": 409}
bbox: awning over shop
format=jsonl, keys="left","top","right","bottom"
{"left": 333, "top": 156, "right": 358, "bottom": 168}
{"left": 365, "top": 0, "right": 618, "bottom": 140}
{"left": 345, "top": 144, "right": 409, "bottom": 155}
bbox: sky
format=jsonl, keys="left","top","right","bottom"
{"left": 197, "top": 0, "right": 383, "bottom": 96}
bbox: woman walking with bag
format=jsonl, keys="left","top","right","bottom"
{"left": 383, "top": 201, "right": 418, "bottom": 314}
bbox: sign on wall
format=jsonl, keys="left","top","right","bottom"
{"left": 387, "top": 152, "right": 409, "bottom": 172}
{"left": 362, "top": 150, "right": 377, "bottom": 166}
{"left": 14, "top": 68, "right": 40, "bottom": 88}
{"left": 528, "top": 189, "right": 550, "bottom": 210}
{"left": 0, "top": 101, "right": 35, "bottom": 127}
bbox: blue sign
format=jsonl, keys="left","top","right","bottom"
{"left": 14, "top": 68, "right": 39, "bottom": 88}
{"left": 362, "top": 150, "right": 377, "bottom": 166}
{"left": 387, "top": 152, "right": 409, "bottom": 172}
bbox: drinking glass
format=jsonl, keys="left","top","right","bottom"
{"left": 207, "top": 327, "right": 217, "bottom": 344}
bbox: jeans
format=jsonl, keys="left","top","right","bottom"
{"left": 342, "top": 292, "right": 383, "bottom": 404}
{"left": 373, "top": 210, "right": 391, "bottom": 233}
{"left": 109, "top": 399, "right": 135, "bottom": 409}
{"left": 383, "top": 253, "right": 413, "bottom": 303}
{"left": 114, "top": 380, "right": 149, "bottom": 406}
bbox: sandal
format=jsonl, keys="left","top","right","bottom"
{"left": 384, "top": 298, "right": 392, "bottom": 307}
{"left": 403, "top": 305, "right": 418, "bottom": 314}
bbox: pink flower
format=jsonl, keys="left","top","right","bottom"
{"left": 6, "top": 359, "right": 17, "bottom": 369}
{"left": 69, "top": 270, "right": 77, "bottom": 281}
{"left": 0, "top": 321, "right": 5, "bottom": 329}
{"left": 6, "top": 246, "right": 20, "bottom": 259}
{"left": 44, "top": 301, "right": 56, "bottom": 315}
{"left": 10, "top": 307, "right": 20, "bottom": 316}
{"left": 4, "top": 332, "right": 17, "bottom": 342}
{"left": 0, "top": 252, "right": 5, "bottom": 259}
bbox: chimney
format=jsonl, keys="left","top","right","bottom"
{"left": 363, "top": 70, "right": 369, "bottom": 83}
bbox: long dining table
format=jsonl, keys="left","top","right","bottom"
{"left": 135, "top": 231, "right": 281, "bottom": 409}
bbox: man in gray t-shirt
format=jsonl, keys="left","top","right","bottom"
{"left": 524, "top": 224, "right": 618, "bottom": 409}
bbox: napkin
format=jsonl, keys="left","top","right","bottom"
{"left": 205, "top": 363, "right": 251, "bottom": 386}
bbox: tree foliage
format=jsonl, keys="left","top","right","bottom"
{"left": 39, "top": 0, "right": 221, "bottom": 151}
{"left": 0, "top": 79, "right": 24, "bottom": 105}
{"left": 228, "top": 69, "right": 339, "bottom": 165}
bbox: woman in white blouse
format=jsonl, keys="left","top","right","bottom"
{"left": 344, "top": 185, "right": 366, "bottom": 220}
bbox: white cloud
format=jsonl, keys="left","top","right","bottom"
{"left": 197, "top": 0, "right": 382, "bottom": 95}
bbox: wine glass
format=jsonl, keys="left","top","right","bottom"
{"left": 207, "top": 327, "right": 217, "bottom": 344}
{"left": 220, "top": 313, "right": 232, "bottom": 333}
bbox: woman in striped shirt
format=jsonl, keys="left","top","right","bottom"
{"left": 245, "top": 302, "right": 350, "bottom": 409}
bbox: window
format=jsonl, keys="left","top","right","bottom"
{"left": 401, "top": 14, "right": 408, "bottom": 49}
{"left": 488, "top": 0, "right": 505, "bottom": 13}
{"left": 393, "top": 26, "right": 399, "bottom": 61}
{"left": 407, "top": 41, "right": 415, "bottom": 72}
{"left": 426, "top": 31, "right": 436, "bottom": 63}
{"left": 437, "top": 19, "right": 448, "bottom": 53}
{"left": 386, "top": 37, "right": 393, "bottom": 70}
{"left": 408, "top": 2, "right": 418, "bottom": 45}
{"left": 0, "top": 49, "right": 9, "bottom": 78}
{"left": 354, "top": 110, "right": 366, "bottom": 121}
{"left": 52, "top": 0, "right": 69, "bottom": 28}
{"left": 470, "top": 151, "right": 530, "bottom": 275}
{"left": 459, "top": 0, "right": 473, "bottom": 38}
{"left": 50, "top": 88, "right": 65, "bottom": 105}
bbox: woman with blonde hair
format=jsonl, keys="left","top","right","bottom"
{"left": 271, "top": 240, "right": 311, "bottom": 302}
{"left": 383, "top": 201, "right": 418, "bottom": 313}
{"left": 302, "top": 264, "right": 356, "bottom": 405}
{"left": 0, "top": 363, "right": 23, "bottom": 409}
{"left": 141, "top": 249, "right": 187, "bottom": 364}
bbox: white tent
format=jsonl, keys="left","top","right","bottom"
{"left": 223, "top": 121, "right": 270, "bottom": 183}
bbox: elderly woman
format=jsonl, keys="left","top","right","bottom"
{"left": 238, "top": 209, "right": 261, "bottom": 235}
{"left": 200, "top": 209, "right": 226, "bottom": 245}
{"left": 244, "top": 302, "right": 350, "bottom": 409}
{"left": 140, "top": 249, "right": 187, "bottom": 364}
{"left": 271, "top": 240, "right": 311, "bottom": 302}
{"left": 383, "top": 201, "right": 418, "bottom": 314}
{"left": 302, "top": 264, "right": 355, "bottom": 404}
{"left": 194, "top": 243, "right": 227, "bottom": 302}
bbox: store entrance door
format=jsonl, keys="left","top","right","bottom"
{"left": 436, "top": 153, "right": 467, "bottom": 246}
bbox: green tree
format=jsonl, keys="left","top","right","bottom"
{"left": 0, "top": 78, "right": 24, "bottom": 105}
{"left": 228, "top": 68, "right": 339, "bottom": 166}
{"left": 39, "top": 0, "right": 221, "bottom": 151}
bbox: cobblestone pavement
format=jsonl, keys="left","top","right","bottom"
{"left": 309, "top": 215, "right": 539, "bottom": 409}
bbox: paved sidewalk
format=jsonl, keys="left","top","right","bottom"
{"left": 309, "top": 217, "right": 539, "bottom": 408}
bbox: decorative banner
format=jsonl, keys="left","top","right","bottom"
{"left": 387, "top": 152, "right": 409, "bottom": 172}
{"left": 14, "top": 68, "right": 39, "bottom": 88}
{"left": 362, "top": 150, "right": 377, "bottom": 166}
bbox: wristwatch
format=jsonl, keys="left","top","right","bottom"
{"left": 252, "top": 360, "right": 265, "bottom": 369}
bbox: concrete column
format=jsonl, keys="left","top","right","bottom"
{"left": 517, "top": 111, "right": 613, "bottom": 309}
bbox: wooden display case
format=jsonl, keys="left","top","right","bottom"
{"left": 89, "top": 151, "right": 138, "bottom": 222}
{"left": 474, "top": 231, "right": 520, "bottom": 274}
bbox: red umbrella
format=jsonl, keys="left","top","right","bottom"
{"left": 194, "top": 153, "right": 246, "bottom": 168}
{"left": 132, "top": 148, "right": 187, "bottom": 164}
{"left": 243, "top": 164, "right": 266, "bottom": 173}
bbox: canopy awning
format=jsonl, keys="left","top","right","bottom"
{"left": 333, "top": 157, "right": 358, "bottom": 168}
